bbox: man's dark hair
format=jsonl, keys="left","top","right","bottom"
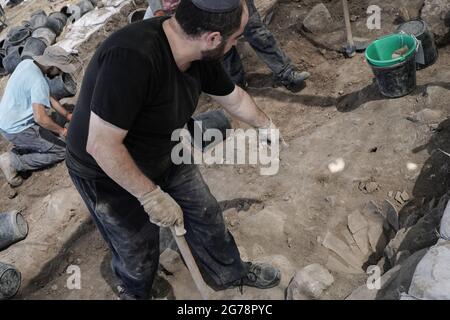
{"left": 175, "top": 0, "right": 244, "bottom": 40}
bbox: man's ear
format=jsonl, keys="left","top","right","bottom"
{"left": 204, "top": 31, "right": 223, "bottom": 49}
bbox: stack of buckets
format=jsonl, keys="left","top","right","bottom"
{"left": 365, "top": 20, "right": 438, "bottom": 98}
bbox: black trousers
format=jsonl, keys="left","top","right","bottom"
{"left": 69, "top": 163, "right": 247, "bottom": 298}
{"left": 222, "top": 0, "right": 292, "bottom": 84}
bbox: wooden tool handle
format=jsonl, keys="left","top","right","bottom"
{"left": 342, "top": 0, "right": 354, "bottom": 47}
{"left": 170, "top": 227, "right": 211, "bottom": 300}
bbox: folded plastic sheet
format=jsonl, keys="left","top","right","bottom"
{"left": 57, "top": 0, "right": 129, "bottom": 54}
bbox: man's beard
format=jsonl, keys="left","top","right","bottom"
{"left": 201, "top": 40, "right": 227, "bottom": 62}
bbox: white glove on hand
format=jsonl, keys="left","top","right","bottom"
{"left": 138, "top": 187, "right": 185, "bottom": 234}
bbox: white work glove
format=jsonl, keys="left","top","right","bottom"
{"left": 138, "top": 187, "right": 186, "bottom": 236}
{"left": 257, "top": 118, "right": 289, "bottom": 148}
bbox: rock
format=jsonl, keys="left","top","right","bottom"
{"left": 302, "top": 3, "right": 333, "bottom": 34}
{"left": 384, "top": 197, "right": 446, "bottom": 266}
{"left": 383, "top": 200, "right": 399, "bottom": 231}
{"left": 348, "top": 211, "right": 369, "bottom": 234}
{"left": 421, "top": 0, "right": 450, "bottom": 45}
{"left": 159, "top": 248, "right": 184, "bottom": 274}
{"left": 352, "top": 228, "right": 371, "bottom": 256}
{"left": 440, "top": 200, "right": 450, "bottom": 240}
{"left": 328, "top": 158, "right": 345, "bottom": 173}
{"left": 407, "top": 108, "right": 443, "bottom": 124}
{"left": 341, "top": 228, "right": 365, "bottom": 259}
{"left": 7, "top": 190, "right": 17, "bottom": 199}
{"left": 347, "top": 249, "right": 428, "bottom": 300}
{"left": 388, "top": 191, "right": 394, "bottom": 198}
{"left": 322, "top": 232, "right": 364, "bottom": 269}
{"left": 408, "top": 241, "right": 450, "bottom": 299}
{"left": 286, "top": 264, "right": 334, "bottom": 300}
{"left": 326, "top": 255, "right": 364, "bottom": 275}
{"left": 368, "top": 223, "right": 387, "bottom": 255}
{"left": 346, "top": 265, "right": 402, "bottom": 300}
{"left": 51, "top": 284, "right": 58, "bottom": 291}
{"left": 394, "top": 250, "right": 411, "bottom": 266}
{"left": 358, "top": 181, "right": 379, "bottom": 194}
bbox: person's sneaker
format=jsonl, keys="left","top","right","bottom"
{"left": 233, "top": 262, "right": 281, "bottom": 290}
{"left": 276, "top": 70, "right": 310, "bottom": 93}
{"left": 0, "top": 152, "right": 23, "bottom": 187}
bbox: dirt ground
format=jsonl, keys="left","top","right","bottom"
{"left": 1, "top": 0, "right": 449, "bottom": 300}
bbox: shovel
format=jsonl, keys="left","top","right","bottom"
{"left": 170, "top": 226, "right": 212, "bottom": 300}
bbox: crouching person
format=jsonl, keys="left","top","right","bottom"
{"left": 0, "top": 46, "right": 76, "bottom": 187}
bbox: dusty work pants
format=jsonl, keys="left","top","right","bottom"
{"left": 222, "top": 0, "right": 293, "bottom": 85}
{"left": 1, "top": 125, "right": 66, "bottom": 172}
{"left": 69, "top": 163, "right": 247, "bottom": 299}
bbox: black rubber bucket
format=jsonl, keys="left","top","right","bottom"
{"left": 30, "top": 10, "right": 47, "bottom": 17}
{"left": 397, "top": 20, "right": 438, "bottom": 70}
{"left": 3, "top": 46, "right": 24, "bottom": 74}
{"left": 49, "top": 12, "right": 68, "bottom": 25}
{"left": 0, "top": 262, "right": 21, "bottom": 300}
{"left": 76, "top": 0, "right": 95, "bottom": 18}
{"left": 29, "top": 14, "right": 48, "bottom": 31}
{"left": 0, "top": 49, "right": 7, "bottom": 76}
{"left": 45, "top": 16, "right": 65, "bottom": 36}
{"left": 187, "top": 110, "right": 231, "bottom": 151}
{"left": 31, "top": 27, "right": 56, "bottom": 46}
{"left": 21, "top": 37, "right": 47, "bottom": 60}
{"left": 0, "top": 211, "right": 28, "bottom": 251}
{"left": 47, "top": 73, "right": 77, "bottom": 100}
{"left": 128, "top": 9, "right": 146, "bottom": 24}
{"left": 369, "top": 51, "right": 417, "bottom": 98}
{"left": 7, "top": 27, "right": 31, "bottom": 46}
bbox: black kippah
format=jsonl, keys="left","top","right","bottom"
{"left": 191, "top": 0, "right": 240, "bottom": 13}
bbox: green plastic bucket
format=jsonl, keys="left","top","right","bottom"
{"left": 365, "top": 33, "right": 417, "bottom": 67}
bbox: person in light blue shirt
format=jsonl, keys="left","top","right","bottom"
{"left": 0, "top": 46, "right": 76, "bottom": 187}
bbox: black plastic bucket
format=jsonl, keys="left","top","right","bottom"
{"left": 47, "top": 73, "right": 77, "bottom": 100}
{"left": 128, "top": 9, "right": 146, "bottom": 24}
{"left": 29, "top": 14, "right": 48, "bottom": 31}
{"left": 187, "top": 110, "right": 232, "bottom": 151}
{"left": 31, "top": 27, "right": 56, "bottom": 46}
{"left": 369, "top": 51, "right": 417, "bottom": 98}
{"left": 3, "top": 46, "right": 24, "bottom": 74}
{"left": 0, "top": 262, "right": 21, "bottom": 300}
{"left": 7, "top": 27, "right": 30, "bottom": 46}
{"left": 49, "top": 12, "right": 68, "bottom": 25}
{"left": 46, "top": 16, "right": 65, "bottom": 36}
{"left": 0, "top": 49, "right": 7, "bottom": 76}
{"left": 397, "top": 20, "right": 438, "bottom": 70}
{"left": 76, "top": 0, "right": 94, "bottom": 18}
{"left": 0, "top": 211, "right": 28, "bottom": 251}
{"left": 21, "top": 37, "right": 47, "bottom": 60}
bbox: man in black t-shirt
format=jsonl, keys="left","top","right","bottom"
{"left": 66, "top": 0, "right": 282, "bottom": 299}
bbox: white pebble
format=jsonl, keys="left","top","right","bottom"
{"left": 328, "top": 158, "right": 346, "bottom": 173}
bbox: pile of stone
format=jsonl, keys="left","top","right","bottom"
{"left": 346, "top": 192, "right": 450, "bottom": 300}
